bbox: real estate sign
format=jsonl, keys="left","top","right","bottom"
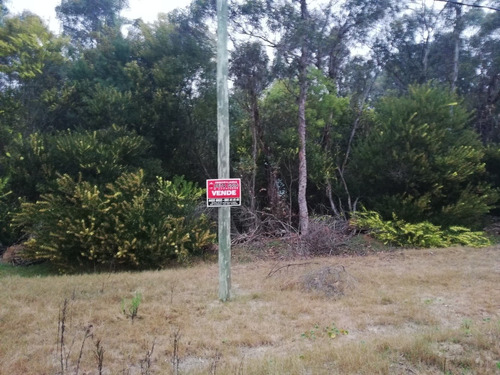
{"left": 206, "top": 178, "right": 241, "bottom": 207}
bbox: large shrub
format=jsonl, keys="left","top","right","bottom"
{"left": 350, "top": 84, "right": 498, "bottom": 228}
{"left": 14, "top": 170, "right": 215, "bottom": 271}
{"left": 3, "top": 126, "right": 162, "bottom": 201}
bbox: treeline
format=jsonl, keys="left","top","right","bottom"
{"left": 0, "top": 0, "right": 499, "bottom": 269}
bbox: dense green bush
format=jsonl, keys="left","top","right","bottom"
{"left": 352, "top": 210, "right": 491, "bottom": 248}
{"left": 350, "top": 84, "right": 498, "bottom": 228}
{"left": 14, "top": 170, "right": 215, "bottom": 271}
{"left": 3, "top": 126, "right": 162, "bottom": 201}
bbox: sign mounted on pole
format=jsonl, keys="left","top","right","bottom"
{"left": 206, "top": 178, "right": 241, "bottom": 207}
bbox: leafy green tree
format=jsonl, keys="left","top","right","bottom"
{"left": 124, "top": 12, "right": 217, "bottom": 182}
{"left": 233, "top": 0, "right": 396, "bottom": 233}
{"left": 466, "top": 10, "right": 500, "bottom": 142}
{"left": 259, "top": 80, "right": 299, "bottom": 224}
{"left": 235, "top": 0, "right": 315, "bottom": 233}
{"left": 373, "top": 3, "right": 441, "bottom": 92}
{"left": 47, "top": 23, "right": 134, "bottom": 131}
{"left": 305, "top": 69, "right": 357, "bottom": 216}
{"left": 56, "top": 0, "right": 128, "bottom": 48}
{"left": 374, "top": 3, "right": 500, "bottom": 143}
{"left": 230, "top": 41, "right": 270, "bottom": 221}
{"left": 0, "top": 14, "right": 67, "bottom": 137}
{"left": 350, "top": 84, "right": 498, "bottom": 228}
{"left": 3, "top": 126, "right": 161, "bottom": 201}
{"left": 0, "top": 0, "right": 8, "bottom": 26}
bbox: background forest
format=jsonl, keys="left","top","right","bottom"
{"left": 0, "top": 0, "right": 499, "bottom": 270}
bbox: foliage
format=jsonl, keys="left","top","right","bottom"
{"left": 0, "top": 176, "right": 14, "bottom": 244}
{"left": 122, "top": 13, "right": 217, "bottom": 182}
{"left": 56, "top": 0, "right": 128, "bottom": 48}
{"left": 3, "top": 126, "right": 161, "bottom": 201}
{"left": 483, "top": 145, "right": 500, "bottom": 215}
{"left": 0, "top": 14, "right": 68, "bottom": 136}
{"left": 1, "top": 1, "right": 500, "bottom": 241}
{"left": 121, "top": 292, "right": 142, "bottom": 322}
{"left": 13, "top": 170, "right": 215, "bottom": 271}
{"left": 350, "top": 84, "right": 498, "bottom": 228}
{"left": 0, "top": 14, "right": 66, "bottom": 83}
{"left": 301, "top": 322, "right": 348, "bottom": 340}
{"left": 352, "top": 210, "right": 492, "bottom": 248}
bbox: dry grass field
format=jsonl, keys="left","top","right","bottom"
{"left": 0, "top": 245, "right": 499, "bottom": 374}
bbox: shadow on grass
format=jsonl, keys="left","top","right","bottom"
{"left": 0, "top": 262, "right": 58, "bottom": 278}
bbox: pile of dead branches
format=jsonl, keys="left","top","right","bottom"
{"left": 299, "top": 216, "right": 356, "bottom": 256}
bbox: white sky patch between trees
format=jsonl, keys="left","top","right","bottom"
{"left": 7, "top": 0, "right": 192, "bottom": 34}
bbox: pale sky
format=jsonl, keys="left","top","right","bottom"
{"left": 7, "top": 0, "right": 193, "bottom": 34}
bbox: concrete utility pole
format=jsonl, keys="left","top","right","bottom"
{"left": 217, "top": 0, "right": 231, "bottom": 302}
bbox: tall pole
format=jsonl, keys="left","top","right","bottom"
{"left": 217, "top": 0, "right": 231, "bottom": 301}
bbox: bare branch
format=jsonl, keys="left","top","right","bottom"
{"left": 434, "top": 0, "right": 500, "bottom": 11}
{"left": 266, "top": 262, "right": 321, "bottom": 278}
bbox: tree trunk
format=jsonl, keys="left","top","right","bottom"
{"left": 451, "top": 5, "right": 463, "bottom": 93}
{"left": 249, "top": 91, "right": 259, "bottom": 220}
{"left": 297, "top": 0, "right": 309, "bottom": 235}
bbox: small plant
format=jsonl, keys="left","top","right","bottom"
{"left": 325, "top": 322, "right": 349, "bottom": 339}
{"left": 301, "top": 322, "right": 348, "bottom": 340}
{"left": 301, "top": 324, "right": 320, "bottom": 340}
{"left": 462, "top": 319, "right": 472, "bottom": 335}
{"left": 121, "top": 292, "right": 142, "bottom": 322}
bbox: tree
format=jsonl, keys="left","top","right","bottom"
{"left": 467, "top": 10, "right": 500, "bottom": 142}
{"left": 237, "top": 0, "right": 315, "bottom": 234}
{"left": 350, "top": 84, "right": 498, "bottom": 228}
{"left": 56, "top": 0, "right": 128, "bottom": 48}
{"left": 0, "top": 0, "right": 8, "bottom": 26}
{"left": 230, "top": 41, "right": 270, "bottom": 224}
{"left": 232, "top": 0, "right": 397, "bottom": 232}
{"left": 296, "top": 0, "right": 311, "bottom": 234}
{"left": 2, "top": 126, "right": 162, "bottom": 202}
{"left": 124, "top": 11, "right": 217, "bottom": 182}
{"left": 373, "top": 1, "right": 446, "bottom": 92}
{"left": 0, "top": 13, "right": 67, "bottom": 139}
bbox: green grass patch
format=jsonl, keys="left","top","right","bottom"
{"left": 0, "top": 262, "right": 57, "bottom": 278}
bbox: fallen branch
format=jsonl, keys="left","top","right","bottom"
{"left": 266, "top": 262, "right": 320, "bottom": 278}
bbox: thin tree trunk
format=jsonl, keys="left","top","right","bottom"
{"left": 322, "top": 105, "right": 340, "bottom": 217}
{"left": 326, "top": 180, "right": 340, "bottom": 217}
{"left": 249, "top": 92, "right": 259, "bottom": 220}
{"left": 338, "top": 73, "right": 377, "bottom": 214}
{"left": 451, "top": 5, "right": 462, "bottom": 93}
{"left": 297, "top": 0, "right": 309, "bottom": 235}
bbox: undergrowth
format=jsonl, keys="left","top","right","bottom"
{"left": 352, "top": 210, "right": 492, "bottom": 248}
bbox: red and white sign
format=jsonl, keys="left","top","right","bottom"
{"left": 206, "top": 178, "right": 241, "bottom": 207}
